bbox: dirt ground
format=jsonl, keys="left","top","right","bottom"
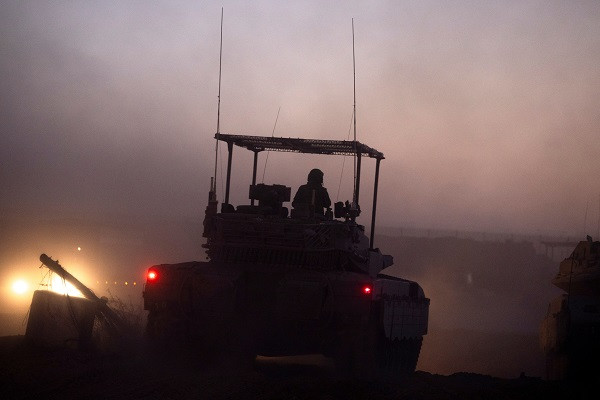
{"left": 1, "top": 336, "right": 596, "bottom": 400}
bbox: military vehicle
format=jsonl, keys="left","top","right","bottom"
{"left": 551, "top": 236, "right": 600, "bottom": 295}
{"left": 540, "top": 236, "right": 600, "bottom": 380}
{"left": 143, "top": 134, "right": 429, "bottom": 376}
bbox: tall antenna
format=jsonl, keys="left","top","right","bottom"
{"left": 584, "top": 200, "right": 589, "bottom": 235}
{"left": 352, "top": 18, "right": 358, "bottom": 205}
{"left": 212, "top": 7, "right": 224, "bottom": 196}
{"left": 336, "top": 111, "right": 354, "bottom": 201}
{"left": 596, "top": 193, "right": 600, "bottom": 239}
{"left": 261, "top": 106, "right": 281, "bottom": 183}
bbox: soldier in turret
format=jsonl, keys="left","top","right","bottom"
{"left": 292, "top": 168, "right": 331, "bottom": 215}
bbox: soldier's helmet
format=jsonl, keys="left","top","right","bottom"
{"left": 307, "top": 168, "right": 324, "bottom": 184}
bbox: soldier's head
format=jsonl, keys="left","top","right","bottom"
{"left": 307, "top": 168, "right": 324, "bottom": 184}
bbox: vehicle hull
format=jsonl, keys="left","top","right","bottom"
{"left": 144, "top": 260, "right": 429, "bottom": 367}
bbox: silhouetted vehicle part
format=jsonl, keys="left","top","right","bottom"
{"left": 39, "top": 254, "right": 128, "bottom": 336}
{"left": 540, "top": 237, "right": 600, "bottom": 380}
{"left": 143, "top": 134, "right": 429, "bottom": 377}
{"left": 551, "top": 236, "right": 600, "bottom": 295}
{"left": 26, "top": 290, "right": 96, "bottom": 349}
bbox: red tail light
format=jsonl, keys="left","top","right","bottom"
{"left": 362, "top": 285, "right": 372, "bottom": 295}
{"left": 147, "top": 270, "right": 158, "bottom": 281}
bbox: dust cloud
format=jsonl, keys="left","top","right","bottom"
{"left": 0, "top": 216, "right": 565, "bottom": 378}
{"left": 377, "top": 234, "right": 563, "bottom": 377}
{"left": 1, "top": 0, "right": 599, "bottom": 379}
{"left": 2, "top": 1, "right": 599, "bottom": 234}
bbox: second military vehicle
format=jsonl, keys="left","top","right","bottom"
{"left": 540, "top": 236, "right": 600, "bottom": 380}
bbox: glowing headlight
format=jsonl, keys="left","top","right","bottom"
{"left": 12, "top": 279, "right": 29, "bottom": 295}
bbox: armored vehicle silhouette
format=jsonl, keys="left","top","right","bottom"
{"left": 540, "top": 236, "right": 600, "bottom": 380}
{"left": 551, "top": 236, "right": 600, "bottom": 295}
{"left": 143, "top": 134, "right": 429, "bottom": 376}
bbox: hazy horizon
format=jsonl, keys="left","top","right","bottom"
{"left": 0, "top": 215, "right": 560, "bottom": 378}
{"left": 2, "top": 2, "right": 598, "bottom": 380}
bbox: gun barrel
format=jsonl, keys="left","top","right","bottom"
{"left": 39, "top": 253, "right": 100, "bottom": 302}
{"left": 39, "top": 253, "right": 127, "bottom": 333}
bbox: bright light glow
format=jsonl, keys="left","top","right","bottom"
{"left": 147, "top": 270, "right": 157, "bottom": 281}
{"left": 50, "top": 275, "right": 84, "bottom": 297}
{"left": 77, "top": 246, "right": 81, "bottom": 251}
{"left": 363, "top": 285, "right": 372, "bottom": 295}
{"left": 12, "top": 279, "right": 29, "bottom": 295}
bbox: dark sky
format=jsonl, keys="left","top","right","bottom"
{"left": 2, "top": 0, "right": 600, "bottom": 235}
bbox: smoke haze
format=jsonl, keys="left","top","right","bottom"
{"left": 1, "top": 0, "right": 599, "bottom": 378}
{"left": 1, "top": 0, "right": 599, "bottom": 234}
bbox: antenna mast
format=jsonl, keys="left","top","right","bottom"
{"left": 584, "top": 200, "right": 589, "bottom": 235}
{"left": 352, "top": 18, "right": 358, "bottom": 206}
{"left": 261, "top": 106, "right": 281, "bottom": 183}
{"left": 212, "top": 7, "right": 224, "bottom": 197}
{"left": 597, "top": 193, "right": 600, "bottom": 239}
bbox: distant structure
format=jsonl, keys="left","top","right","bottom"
{"left": 539, "top": 240, "right": 578, "bottom": 261}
